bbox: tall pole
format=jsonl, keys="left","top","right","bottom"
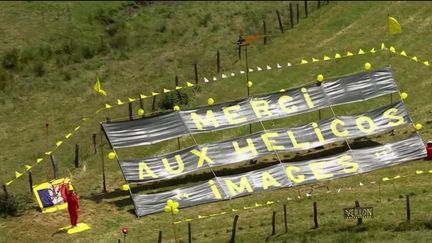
{"left": 245, "top": 44, "right": 252, "bottom": 135}
{"left": 100, "top": 125, "right": 107, "bottom": 193}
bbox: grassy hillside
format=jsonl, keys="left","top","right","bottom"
{"left": 1, "top": 1, "right": 432, "bottom": 242}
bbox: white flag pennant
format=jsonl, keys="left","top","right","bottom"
{"left": 204, "top": 77, "right": 209, "bottom": 83}
{"left": 248, "top": 68, "right": 254, "bottom": 72}
{"left": 231, "top": 73, "right": 235, "bottom": 76}
{"left": 287, "top": 62, "right": 292, "bottom": 67}
{"left": 213, "top": 76, "right": 217, "bottom": 81}
{"left": 240, "top": 70, "right": 245, "bottom": 74}
{"left": 277, "top": 63, "right": 282, "bottom": 68}
{"left": 221, "top": 74, "right": 227, "bottom": 78}
{"left": 257, "top": 66, "right": 262, "bottom": 71}
{"left": 266, "top": 65, "right": 271, "bottom": 70}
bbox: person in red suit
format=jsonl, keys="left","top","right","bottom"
{"left": 65, "top": 188, "right": 80, "bottom": 227}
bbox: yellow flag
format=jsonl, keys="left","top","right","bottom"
{"left": 56, "top": 141, "right": 63, "bottom": 147}
{"left": 388, "top": 16, "right": 402, "bottom": 34}
{"left": 6, "top": 180, "right": 13, "bottom": 186}
{"left": 93, "top": 76, "right": 107, "bottom": 96}
{"left": 116, "top": 99, "right": 124, "bottom": 105}
{"left": 139, "top": 94, "right": 147, "bottom": 99}
{"left": 300, "top": 59, "right": 308, "bottom": 64}
{"left": 25, "top": 165, "right": 32, "bottom": 171}
{"left": 186, "top": 82, "right": 194, "bottom": 87}
{"left": 36, "top": 158, "right": 43, "bottom": 163}
{"left": 15, "top": 171, "right": 22, "bottom": 178}
{"left": 128, "top": 97, "right": 136, "bottom": 102}
{"left": 312, "top": 58, "right": 320, "bottom": 62}
{"left": 335, "top": 53, "right": 342, "bottom": 58}
{"left": 323, "top": 55, "right": 331, "bottom": 60}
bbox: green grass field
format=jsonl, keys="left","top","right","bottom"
{"left": 1, "top": 1, "right": 432, "bottom": 242}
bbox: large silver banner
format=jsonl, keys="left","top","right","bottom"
{"left": 120, "top": 101, "right": 410, "bottom": 183}
{"left": 132, "top": 135, "right": 426, "bottom": 216}
{"left": 103, "top": 68, "right": 397, "bottom": 148}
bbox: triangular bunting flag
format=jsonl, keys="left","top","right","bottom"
{"left": 358, "top": 49, "right": 365, "bottom": 54}
{"left": 186, "top": 82, "right": 194, "bottom": 87}
{"left": 248, "top": 68, "right": 254, "bottom": 72}
{"left": 116, "top": 99, "right": 124, "bottom": 105}
{"left": 423, "top": 61, "right": 430, "bottom": 66}
{"left": 163, "top": 88, "right": 171, "bottom": 93}
{"left": 93, "top": 76, "right": 107, "bottom": 96}
{"left": 382, "top": 177, "right": 390, "bottom": 181}
{"left": 381, "top": 42, "right": 386, "bottom": 50}
{"left": 65, "top": 133, "right": 72, "bottom": 139}
{"left": 416, "top": 170, "right": 424, "bottom": 174}
{"left": 389, "top": 46, "right": 396, "bottom": 53}
{"left": 74, "top": 126, "right": 81, "bottom": 131}
{"left": 412, "top": 56, "right": 418, "bottom": 62}
{"left": 36, "top": 158, "right": 43, "bottom": 164}
{"left": 277, "top": 63, "right": 282, "bottom": 68}
{"left": 128, "top": 97, "right": 136, "bottom": 102}
{"left": 105, "top": 104, "right": 112, "bottom": 109}
{"left": 393, "top": 175, "right": 401, "bottom": 179}
{"left": 231, "top": 208, "right": 238, "bottom": 212}
{"left": 82, "top": 117, "right": 89, "bottom": 122}
{"left": 15, "top": 171, "right": 22, "bottom": 178}
{"left": 257, "top": 66, "right": 262, "bottom": 71}
{"left": 266, "top": 201, "right": 274, "bottom": 205}
{"left": 287, "top": 62, "right": 292, "bottom": 66}
{"left": 213, "top": 77, "right": 217, "bottom": 81}
{"left": 335, "top": 53, "right": 342, "bottom": 58}
{"left": 152, "top": 92, "right": 159, "bottom": 96}
{"left": 45, "top": 151, "right": 52, "bottom": 155}
{"left": 240, "top": 70, "right": 245, "bottom": 74}
{"left": 312, "top": 58, "right": 319, "bottom": 62}
{"left": 370, "top": 48, "right": 376, "bottom": 53}
{"left": 300, "top": 59, "right": 308, "bottom": 64}
{"left": 25, "top": 165, "right": 32, "bottom": 171}
{"left": 388, "top": 16, "right": 402, "bottom": 34}
{"left": 56, "top": 141, "right": 63, "bottom": 147}
{"left": 203, "top": 77, "right": 209, "bottom": 82}
{"left": 6, "top": 180, "right": 13, "bottom": 186}
{"left": 266, "top": 65, "right": 271, "bottom": 70}
{"left": 346, "top": 51, "right": 354, "bottom": 56}
{"left": 231, "top": 73, "right": 235, "bottom": 76}
{"left": 323, "top": 55, "right": 330, "bottom": 60}
{"left": 221, "top": 74, "right": 227, "bottom": 78}
{"left": 139, "top": 94, "right": 147, "bottom": 99}
{"left": 175, "top": 86, "right": 183, "bottom": 90}
{"left": 400, "top": 50, "right": 407, "bottom": 56}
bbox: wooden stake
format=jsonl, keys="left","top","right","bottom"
{"left": 289, "top": 3, "right": 294, "bottom": 29}
{"left": 283, "top": 204, "right": 288, "bottom": 233}
{"left": 263, "top": 20, "right": 267, "bottom": 45}
{"left": 216, "top": 50, "right": 220, "bottom": 73}
{"left": 152, "top": 95, "right": 156, "bottom": 112}
{"left": 304, "top": 0, "right": 308, "bottom": 18}
{"left": 406, "top": 195, "right": 411, "bottom": 222}
{"left": 276, "top": 10, "right": 284, "bottom": 33}
{"left": 92, "top": 133, "right": 97, "bottom": 154}
{"left": 355, "top": 200, "right": 362, "bottom": 225}
{"left": 157, "top": 230, "right": 162, "bottom": 243}
{"left": 100, "top": 126, "right": 107, "bottom": 193}
{"left": 50, "top": 154, "right": 57, "bottom": 180}
{"left": 271, "top": 211, "right": 276, "bottom": 235}
{"left": 313, "top": 201, "right": 318, "bottom": 228}
{"left": 74, "top": 144, "right": 80, "bottom": 168}
{"left": 188, "top": 222, "right": 192, "bottom": 243}
{"left": 128, "top": 102, "right": 133, "bottom": 120}
{"left": 296, "top": 3, "right": 300, "bottom": 24}
{"left": 28, "top": 172, "right": 33, "bottom": 193}
{"left": 194, "top": 63, "right": 199, "bottom": 84}
{"left": 230, "top": 215, "right": 239, "bottom": 243}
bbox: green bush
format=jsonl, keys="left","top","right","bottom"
{"left": 2, "top": 48, "right": 19, "bottom": 69}
{"left": 159, "top": 90, "right": 189, "bottom": 110}
{"left": 81, "top": 45, "right": 95, "bottom": 59}
{"left": 33, "top": 62, "right": 45, "bottom": 77}
{"left": 109, "top": 32, "right": 129, "bottom": 49}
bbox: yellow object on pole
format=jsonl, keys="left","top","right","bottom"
{"left": 93, "top": 76, "right": 107, "bottom": 96}
{"left": 173, "top": 105, "right": 180, "bottom": 111}
{"left": 247, "top": 81, "right": 253, "bottom": 88}
{"left": 207, "top": 98, "right": 215, "bottom": 105}
{"left": 121, "top": 184, "right": 130, "bottom": 191}
{"left": 316, "top": 74, "right": 324, "bottom": 82}
{"left": 388, "top": 16, "right": 402, "bottom": 34}
{"left": 137, "top": 108, "right": 145, "bottom": 116}
{"left": 415, "top": 123, "right": 422, "bottom": 131}
{"left": 400, "top": 92, "right": 408, "bottom": 100}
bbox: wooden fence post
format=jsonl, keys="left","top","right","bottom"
{"left": 276, "top": 10, "right": 284, "bottom": 33}
{"left": 230, "top": 215, "right": 239, "bottom": 243}
{"left": 283, "top": 204, "right": 288, "bottom": 233}
{"left": 100, "top": 125, "right": 107, "bottom": 193}
{"left": 74, "top": 144, "right": 80, "bottom": 168}
{"left": 289, "top": 3, "right": 294, "bottom": 29}
{"left": 50, "top": 154, "right": 57, "bottom": 179}
{"left": 313, "top": 201, "right": 318, "bottom": 228}
{"left": 355, "top": 200, "right": 362, "bottom": 225}
{"left": 194, "top": 63, "right": 199, "bottom": 84}
{"left": 406, "top": 195, "right": 411, "bottom": 222}
{"left": 158, "top": 230, "right": 162, "bottom": 243}
{"left": 296, "top": 3, "right": 300, "bottom": 24}
{"left": 28, "top": 172, "right": 33, "bottom": 194}
{"left": 188, "top": 222, "right": 192, "bottom": 243}
{"left": 152, "top": 95, "right": 156, "bottom": 112}
{"left": 128, "top": 102, "right": 133, "bottom": 120}
{"left": 262, "top": 20, "right": 267, "bottom": 45}
{"left": 216, "top": 50, "right": 220, "bottom": 73}
{"left": 318, "top": 0, "right": 321, "bottom": 9}
{"left": 2, "top": 184, "right": 8, "bottom": 199}
{"left": 304, "top": 0, "right": 308, "bottom": 18}
{"left": 92, "top": 133, "right": 97, "bottom": 154}
{"left": 271, "top": 211, "right": 276, "bottom": 235}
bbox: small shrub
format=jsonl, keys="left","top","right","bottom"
{"left": 159, "top": 90, "right": 189, "bottom": 110}
{"left": 0, "top": 194, "right": 32, "bottom": 218}
{"left": 2, "top": 48, "right": 19, "bottom": 69}
{"left": 109, "top": 32, "right": 129, "bottom": 49}
{"left": 81, "top": 45, "right": 95, "bottom": 59}
{"left": 33, "top": 62, "right": 45, "bottom": 77}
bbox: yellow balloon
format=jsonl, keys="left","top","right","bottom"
{"left": 172, "top": 201, "right": 179, "bottom": 209}
{"left": 173, "top": 105, "right": 180, "bottom": 111}
{"left": 400, "top": 92, "right": 408, "bottom": 100}
{"left": 415, "top": 123, "right": 422, "bottom": 130}
{"left": 108, "top": 152, "right": 116, "bottom": 160}
{"left": 167, "top": 199, "right": 174, "bottom": 207}
{"left": 121, "top": 184, "right": 130, "bottom": 191}
{"left": 316, "top": 74, "right": 324, "bottom": 82}
{"left": 137, "top": 108, "right": 145, "bottom": 116}
{"left": 173, "top": 208, "right": 180, "bottom": 215}
{"left": 207, "top": 98, "right": 214, "bottom": 105}
{"left": 280, "top": 89, "right": 285, "bottom": 92}
{"left": 247, "top": 81, "right": 253, "bottom": 88}
{"left": 364, "top": 62, "right": 372, "bottom": 70}
{"left": 163, "top": 205, "right": 171, "bottom": 213}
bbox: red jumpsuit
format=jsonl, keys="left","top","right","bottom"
{"left": 66, "top": 191, "right": 80, "bottom": 227}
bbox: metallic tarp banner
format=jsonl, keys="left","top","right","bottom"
{"left": 132, "top": 135, "right": 426, "bottom": 216}
{"left": 103, "top": 68, "right": 398, "bottom": 148}
{"left": 120, "top": 101, "right": 410, "bottom": 183}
